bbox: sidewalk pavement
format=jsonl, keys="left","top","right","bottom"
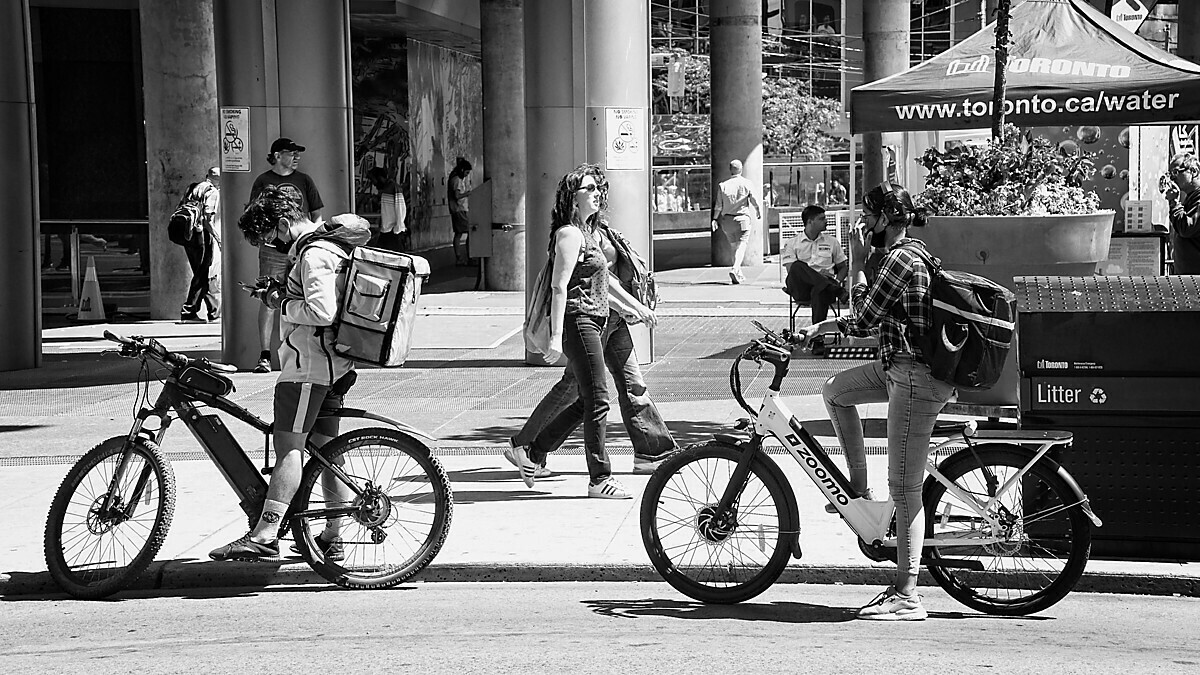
{"left": 2, "top": 261, "right": 1197, "bottom": 598}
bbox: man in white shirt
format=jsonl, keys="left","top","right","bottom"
{"left": 711, "top": 159, "right": 762, "bottom": 284}
{"left": 782, "top": 205, "right": 847, "bottom": 324}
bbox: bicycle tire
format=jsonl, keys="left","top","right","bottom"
{"left": 290, "top": 428, "right": 452, "bottom": 590}
{"left": 44, "top": 436, "right": 176, "bottom": 599}
{"left": 923, "top": 443, "right": 1091, "bottom": 616}
{"left": 640, "top": 442, "right": 793, "bottom": 604}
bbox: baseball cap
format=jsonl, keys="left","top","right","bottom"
{"left": 270, "top": 137, "right": 306, "bottom": 154}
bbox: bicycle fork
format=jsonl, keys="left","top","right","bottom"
{"left": 712, "top": 431, "right": 804, "bottom": 560}
{"left": 96, "top": 389, "right": 178, "bottom": 521}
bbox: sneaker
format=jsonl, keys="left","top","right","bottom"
{"left": 588, "top": 476, "right": 633, "bottom": 500}
{"left": 826, "top": 487, "right": 875, "bottom": 514}
{"left": 289, "top": 532, "right": 345, "bottom": 562}
{"left": 179, "top": 313, "right": 206, "bottom": 324}
{"left": 502, "top": 443, "right": 551, "bottom": 479}
{"left": 208, "top": 533, "right": 280, "bottom": 561}
{"left": 632, "top": 453, "right": 671, "bottom": 475}
{"left": 502, "top": 444, "right": 539, "bottom": 488}
{"left": 252, "top": 358, "right": 272, "bottom": 374}
{"left": 856, "top": 586, "right": 927, "bottom": 621}
{"left": 729, "top": 270, "right": 741, "bottom": 285}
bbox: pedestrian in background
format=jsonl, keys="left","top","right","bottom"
{"left": 448, "top": 157, "right": 473, "bottom": 266}
{"left": 711, "top": 159, "right": 761, "bottom": 285}
{"left": 1165, "top": 152, "right": 1200, "bottom": 274}
{"left": 248, "top": 137, "right": 324, "bottom": 373}
{"left": 180, "top": 167, "right": 222, "bottom": 323}
{"left": 369, "top": 166, "right": 406, "bottom": 252}
{"left": 507, "top": 164, "right": 651, "bottom": 499}
{"left": 507, "top": 175, "right": 675, "bottom": 479}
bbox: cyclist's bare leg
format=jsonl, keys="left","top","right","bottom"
{"left": 248, "top": 429, "right": 307, "bottom": 542}
{"left": 822, "top": 361, "right": 888, "bottom": 494}
{"left": 310, "top": 431, "right": 350, "bottom": 538}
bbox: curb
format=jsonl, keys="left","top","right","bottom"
{"left": 4, "top": 562, "right": 1197, "bottom": 599}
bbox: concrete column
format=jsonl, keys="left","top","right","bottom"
{"left": 524, "top": 0, "right": 583, "bottom": 364}
{"left": 140, "top": 0, "right": 218, "bottom": 320}
{"left": 213, "top": 0, "right": 353, "bottom": 369}
{"left": 0, "top": 0, "right": 40, "bottom": 371}
{"left": 481, "top": 0, "right": 526, "bottom": 292}
{"left": 583, "top": 0, "right": 653, "bottom": 360}
{"left": 709, "top": 0, "right": 763, "bottom": 268}
{"left": 1180, "top": 1, "right": 1200, "bottom": 65}
{"left": 862, "top": 0, "right": 909, "bottom": 188}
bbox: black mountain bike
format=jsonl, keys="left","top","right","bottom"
{"left": 44, "top": 332, "right": 453, "bottom": 599}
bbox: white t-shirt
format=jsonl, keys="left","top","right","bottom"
{"left": 781, "top": 231, "right": 846, "bottom": 277}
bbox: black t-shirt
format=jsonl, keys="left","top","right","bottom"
{"left": 249, "top": 170, "right": 324, "bottom": 216}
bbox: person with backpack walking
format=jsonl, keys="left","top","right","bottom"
{"left": 209, "top": 184, "right": 369, "bottom": 562}
{"left": 247, "top": 137, "right": 324, "bottom": 373}
{"left": 798, "top": 180, "right": 955, "bottom": 621}
{"left": 507, "top": 164, "right": 655, "bottom": 499}
{"left": 179, "top": 167, "right": 222, "bottom": 323}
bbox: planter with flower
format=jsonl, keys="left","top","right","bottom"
{"left": 914, "top": 124, "right": 1114, "bottom": 291}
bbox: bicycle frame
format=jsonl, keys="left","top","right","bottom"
{"left": 753, "top": 389, "right": 1089, "bottom": 550}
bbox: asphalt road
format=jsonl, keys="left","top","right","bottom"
{"left": 1, "top": 582, "right": 1196, "bottom": 674}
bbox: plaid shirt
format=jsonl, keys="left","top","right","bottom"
{"left": 836, "top": 238, "right": 935, "bottom": 370}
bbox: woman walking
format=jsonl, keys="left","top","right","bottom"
{"left": 508, "top": 164, "right": 654, "bottom": 499}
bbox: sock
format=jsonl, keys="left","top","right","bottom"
{"left": 250, "top": 499, "right": 288, "bottom": 542}
{"left": 259, "top": 350, "right": 271, "bottom": 362}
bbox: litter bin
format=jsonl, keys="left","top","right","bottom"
{"left": 1016, "top": 275, "right": 1200, "bottom": 561}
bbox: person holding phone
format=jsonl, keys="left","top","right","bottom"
{"left": 1164, "top": 152, "right": 1200, "bottom": 274}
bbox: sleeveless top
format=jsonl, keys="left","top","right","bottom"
{"left": 560, "top": 224, "right": 609, "bottom": 318}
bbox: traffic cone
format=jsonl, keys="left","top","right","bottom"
{"left": 77, "top": 256, "right": 107, "bottom": 321}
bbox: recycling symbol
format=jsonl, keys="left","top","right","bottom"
{"left": 1089, "top": 388, "right": 1107, "bottom": 404}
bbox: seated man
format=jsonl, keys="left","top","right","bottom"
{"left": 782, "top": 205, "right": 848, "bottom": 327}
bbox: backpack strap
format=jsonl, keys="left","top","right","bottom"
{"left": 886, "top": 241, "right": 939, "bottom": 334}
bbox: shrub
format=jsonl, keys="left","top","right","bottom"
{"left": 916, "top": 124, "right": 1101, "bottom": 217}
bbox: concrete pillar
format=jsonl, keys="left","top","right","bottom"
{"left": 862, "top": 0, "right": 909, "bottom": 189}
{"left": 0, "top": 0, "right": 40, "bottom": 371}
{"left": 140, "top": 0, "right": 218, "bottom": 320}
{"left": 583, "top": 0, "right": 653, "bottom": 360}
{"left": 213, "top": 0, "right": 353, "bottom": 369}
{"left": 1179, "top": 1, "right": 1200, "bottom": 65}
{"left": 709, "top": 0, "right": 763, "bottom": 268}
{"left": 524, "top": 0, "right": 583, "bottom": 365}
{"left": 481, "top": 0, "right": 526, "bottom": 292}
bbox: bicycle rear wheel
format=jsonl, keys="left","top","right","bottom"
{"left": 290, "top": 429, "right": 452, "bottom": 590}
{"left": 640, "top": 442, "right": 793, "bottom": 604}
{"left": 44, "top": 436, "right": 176, "bottom": 599}
{"left": 924, "top": 444, "right": 1091, "bottom": 615}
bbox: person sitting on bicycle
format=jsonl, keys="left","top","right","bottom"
{"left": 209, "top": 185, "right": 370, "bottom": 562}
{"left": 799, "top": 180, "right": 955, "bottom": 621}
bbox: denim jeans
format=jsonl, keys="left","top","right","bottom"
{"left": 514, "top": 312, "right": 677, "bottom": 460}
{"left": 822, "top": 355, "right": 956, "bottom": 592}
{"left": 529, "top": 313, "right": 611, "bottom": 483}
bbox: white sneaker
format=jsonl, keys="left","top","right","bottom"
{"left": 588, "top": 477, "right": 633, "bottom": 500}
{"left": 502, "top": 444, "right": 539, "bottom": 488}
{"left": 502, "top": 442, "right": 552, "bottom": 478}
{"left": 826, "top": 487, "right": 875, "bottom": 514}
{"left": 856, "top": 586, "right": 928, "bottom": 621}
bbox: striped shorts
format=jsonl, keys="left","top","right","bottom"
{"left": 273, "top": 381, "right": 343, "bottom": 439}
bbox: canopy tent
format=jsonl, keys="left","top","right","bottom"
{"left": 851, "top": 0, "right": 1200, "bottom": 134}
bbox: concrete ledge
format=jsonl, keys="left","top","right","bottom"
{"left": 4, "top": 561, "right": 1197, "bottom": 599}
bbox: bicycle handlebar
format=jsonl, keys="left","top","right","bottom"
{"left": 103, "top": 330, "right": 238, "bottom": 374}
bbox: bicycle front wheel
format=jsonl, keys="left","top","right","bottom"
{"left": 640, "top": 442, "right": 793, "bottom": 604}
{"left": 291, "top": 429, "right": 452, "bottom": 590}
{"left": 924, "top": 444, "right": 1091, "bottom": 616}
{"left": 44, "top": 436, "right": 176, "bottom": 599}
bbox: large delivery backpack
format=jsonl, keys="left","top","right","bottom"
{"left": 167, "top": 182, "right": 205, "bottom": 246}
{"left": 333, "top": 246, "right": 430, "bottom": 367}
{"left": 895, "top": 243, "right": 1016, "bottom": 391}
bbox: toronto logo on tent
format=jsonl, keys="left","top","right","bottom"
{"left": 947, "top": 56, "right": 1132, "bottom": 79}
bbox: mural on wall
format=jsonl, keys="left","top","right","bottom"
{"left": 408, "top": 39, "right": 484, "bottom": 253}
{"left": 350, "top": 32, "right": 409, "bottom": 221}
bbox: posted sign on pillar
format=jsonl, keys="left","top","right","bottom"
{"left": 220, "top": 107, "right": 251, "bottom": 172}
{"left": 605, "top": 107, "right": 645, "bottom": 171}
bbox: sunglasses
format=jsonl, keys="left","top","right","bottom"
{"left": 1170, "top": 168, "right": 1188, "bottom": 178}
{"left": 576, "top": 183, "right": 600, "bottom": 193}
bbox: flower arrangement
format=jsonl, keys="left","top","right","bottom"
{"left": 915, "top": 124, "right": 1101, "bottom": 217}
